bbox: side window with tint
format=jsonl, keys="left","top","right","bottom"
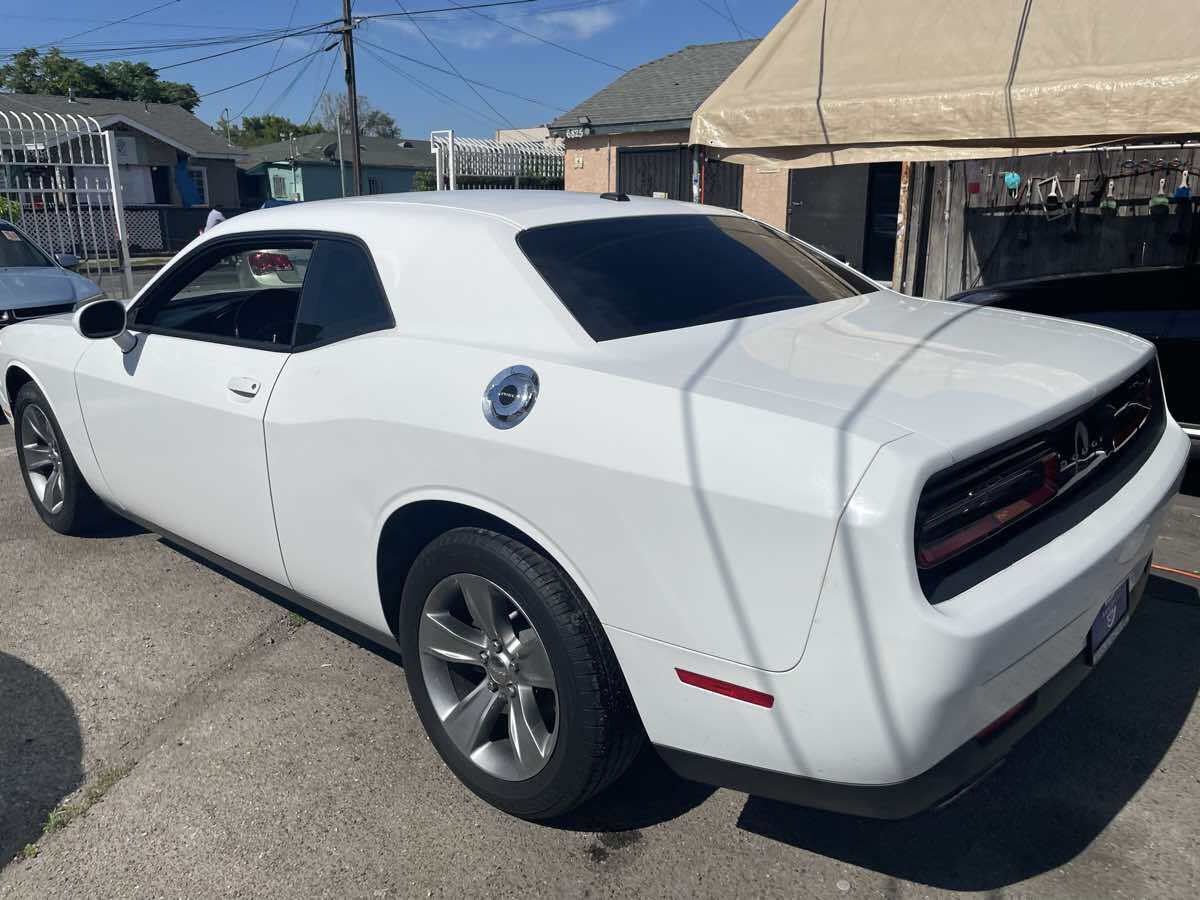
{"left": 293, "top": 239, "right": 393, "bottom": 349}
{"left": 134, "top": 240, "right": 313, "bottom": 348}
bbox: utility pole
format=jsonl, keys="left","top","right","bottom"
{"left": 341, "top": 0, "right": 362, "bottom": 196}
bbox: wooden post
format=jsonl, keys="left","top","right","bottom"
{"left": 892, "top": 161, "right": 911, "bottom": 292}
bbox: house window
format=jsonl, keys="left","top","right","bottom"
{"left": 186, "top": 166, "right": 209, "bottom": 206}
{"left": 367, "top": 176, "right": 382, "bottom": 195}
{"left": 272, "top": 175, "right": 287, "bottom": 199}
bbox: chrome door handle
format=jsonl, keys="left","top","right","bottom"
{"left": 227, "top": 376, "right": 261, "bottom": 398}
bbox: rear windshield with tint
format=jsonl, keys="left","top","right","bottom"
{"left": 516, "top": 214, "right": 875, "bottom": 341}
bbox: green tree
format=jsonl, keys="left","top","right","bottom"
{"left": 97, "top": 60, "right": 199, "bottom": 111}
{"left": 410, "top": 169, "right": 436, "bottom": 192}
{"left": 0, "top": 48, "right": 200, "bottom": 111}
{"left": 225, "top": 114, "right": 324, "bottom": 147}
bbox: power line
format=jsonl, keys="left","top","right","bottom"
{"left": 0, "top": 25, "right": 336, "bottom": 62}
{"left": 693, "top": 0, "right": 748, "bottom": 38}
{"left": 360, "top": 42, "right": 503, "bottom": 128}
{"left": 199, "top": 45, "right": 332, "bottom": 99}
{"left": 2, "top": 3, "right": 534, "bottom": 60}
{"left": 6, "top": 14, "right": 270, "bottom": 32}
{"left": 232, "top": 0, "right": 303, "bottom": 118}
{"left": 358, "top": 1, "right": 537, "bottom": 21}
{"left": 722, "top": 1, "right": 747, "bottom": 39}
{"left": 357, "top": 36, "right": 567, "bottom": 111}
{"left": 391, "top": 0, "right": 515, "bottom": 128}
{"left": 264, "top": 42, "right": 323, "bottom": 114}
{"left": 445, "top": 0, "right": 627, "bottom": 72}
{"left": 306, "top": 44, "right": 343, "bottom": 125}
{"left": 155, "top": 21, "right": 336, "bottom": 72}
{"left": 35, "top": 0, "right": 184, "bottom": 50}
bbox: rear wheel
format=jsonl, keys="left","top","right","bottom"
{"left": 13, "top": 382, "right": 113, "bottom": 535}
{"left": 399, "top": 527, "right": 643, "bottom": 819}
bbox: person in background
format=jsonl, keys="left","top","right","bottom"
{"left": 201, "top": 208, "right": 226, "bottom": 234}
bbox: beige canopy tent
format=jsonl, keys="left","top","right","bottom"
{"left": 691, "top": 0, "right": 1200, "bottom": 168}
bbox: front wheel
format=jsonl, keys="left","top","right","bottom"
{"left": 399, "top": 527, "right": 643, "bottom": 819}
{"left": 12, "top": 382, "right": 114, "bottom": 535}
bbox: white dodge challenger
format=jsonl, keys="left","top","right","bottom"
{"left": 0, "top": 192, "right": 1188, "bottom": 820}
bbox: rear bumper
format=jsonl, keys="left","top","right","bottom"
{"left": 607, "top": 420, "right": 1188, "bottom": 805}
{"left": 655, "top": 562, "right": 1152, "bottom": 819}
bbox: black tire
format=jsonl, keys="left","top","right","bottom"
{"left": 399, "top": 527, "right": 643, "bottom": 819}
{"left": 12, "top": 381, "right": 113, "bottom": 535}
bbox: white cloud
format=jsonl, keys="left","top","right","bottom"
{"left": 528, "top": 7, "right": 619, "bottom": 40}
{"left": 367, "top": 4, "right": 621, "bottom": 50}
{"left": 280, "top": 35, "right": 318, "bottom": 51}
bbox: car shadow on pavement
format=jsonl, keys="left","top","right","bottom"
{"left": 547, "top": 746, "right": 716, "bottom": 832}
{"left": 162, "top": 540, "right": 715, "bottom": 831}
{"left": 735, "top": 576, "right": 1200, "bottom": 891}
{"left": 0, "top": 652, "right": 84, "bottom": 869}
{"left": 160, "top": 540, "right": 404, "bottom": 666}
{"left": 82, "top": 517, "right": 148, "bottom": 539}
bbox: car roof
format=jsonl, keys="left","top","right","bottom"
{"left": 216, "top": 190, "right": 746, "bottom": 234}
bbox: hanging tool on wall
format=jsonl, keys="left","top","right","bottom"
{"left": 1174, "top": 169, "right": 1192, "bottom": 201}
{"left": 1066, "top": 173, "right": 1083, "bottom": 239}
{"left": 1003, "top": 171, "right": 1021, "bottom": 200}
{"left": 1150, "top": 177, "right": 1171, "bottom": 218}
{"left": 1172, "top": 170, "right": 1193, "bottom": 243}
{"left": 1100, "top": 179, "right": 1119, "bottom": 216}
{"left": 1036, "top": 175, "right": 1068, "bottom": 221}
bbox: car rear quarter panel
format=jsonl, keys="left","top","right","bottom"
{"left": 263, "top": 332, "right": 887, "bottom": 671}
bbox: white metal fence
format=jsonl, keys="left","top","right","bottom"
{"left": 0, "top": 110, "right": 134, "bottom": 297}
{"left": 431, "top": 130, "right": 564, "bottom": 191}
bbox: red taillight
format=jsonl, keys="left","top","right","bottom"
{"left": 916, "top": 451, "right": 1060, "bottom": 569}
{"left": 247, "top": 251, "right": 294, "bottom": 275}
{"left": 975, "top": 695, "right": 1036, "bottom": 742}
{"left": 675, "top": 668, "right": 774, "bottom": 708}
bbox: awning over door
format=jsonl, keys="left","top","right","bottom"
{"left": 690, "top": 0, "right": 1200, "bottom": 168}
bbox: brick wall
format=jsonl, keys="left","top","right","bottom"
{"left": 564, "top": 130, "right": 691, "bottom": 194}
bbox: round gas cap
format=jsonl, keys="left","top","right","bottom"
{"left": 483, "top": 366, "right": 539, "bottom": 429}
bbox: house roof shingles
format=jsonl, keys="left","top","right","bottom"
{"left": 549, "top": 38, "right": 759, "bottom": 134}
{"left": 237, "top": 133, "right": 433, "bottom": 171}
{"left": 0, "top": 92, "right": 239, "bottom": 157}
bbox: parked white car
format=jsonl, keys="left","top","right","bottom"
{"left": 0, "top": 192, "right": 1188, "bottom": 819}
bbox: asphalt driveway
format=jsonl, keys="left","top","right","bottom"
{"left": 1, "top": 422, "right": 1198, "bottom": 898}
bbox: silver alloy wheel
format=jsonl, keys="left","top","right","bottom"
{"left": 418, "top": 573, "right": 558, "bottom": 781}
{"left": 21, "top": 404, "right": 65, "bottom": 515}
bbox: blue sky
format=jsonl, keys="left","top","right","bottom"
{"left": 2, "top": 0, "right": 797, "bottom": 138}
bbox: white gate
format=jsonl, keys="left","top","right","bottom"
{"left": 0, "top": 110, "right": 134, "bottom": 297}
{"left": 431, "top": 130, "right": 564, "bottom": 191}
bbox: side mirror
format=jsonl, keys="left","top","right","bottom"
{"left": 55, "top": 252, "right": 80, "bottom": 270}
{"left": 73, "top": 298, "right": 137, "bottom": 353}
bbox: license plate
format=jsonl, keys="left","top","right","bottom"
{"left": 1086, "top": 580, "right": 1131, "bottom": 665}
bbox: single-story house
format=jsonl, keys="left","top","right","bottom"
{"left": 238, "top": 134, "right": 434, "bottom": 204}
{"left": 0, "top": 91, "right": 249, "bottom": 253}
{"left": 0, "top": 92, "right": 243, "bottom": 208}
{"left": 548, "top": 40, "right": 902, "bottom": 281}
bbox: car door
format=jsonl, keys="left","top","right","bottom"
{"left": 74, "top": 234, "right": 315, "bottom": 586}
{"left": 262, "top": 236, "right": 396, "bottom": 628}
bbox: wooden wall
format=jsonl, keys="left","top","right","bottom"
{"left": 899, "top": 148, "right": 1200, "bottom": 298}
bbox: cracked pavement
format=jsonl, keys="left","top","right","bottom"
{"left": 2, "top": 424, "right": 1199, "bottom": 898}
